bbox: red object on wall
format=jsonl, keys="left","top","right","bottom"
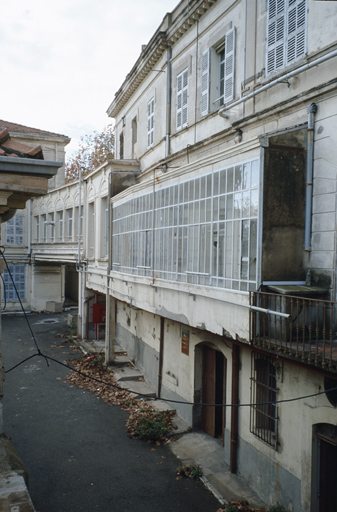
{"left": 92, "top": 303, "right": 106, "bottom": 323}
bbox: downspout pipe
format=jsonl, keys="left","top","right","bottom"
{"left": 218, "top": 49, "right": 337, "bottom": 118}
{"left": 165, "top": 46, "right": 172, "bottom": 158}
{"left": 230, "top": 344, "right": 239, "bottom": 474}
{"left": 305, "top": 103, "right": 317, "bottom": 251}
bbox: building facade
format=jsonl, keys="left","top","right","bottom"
{"left": 4, "top": 1, "right": 337, "bottom": 511}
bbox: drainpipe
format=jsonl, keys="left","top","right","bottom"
{"left": 230, "top": 344, "right": 239, "bottom": 474}
{"left": 165, "top": 46, "right": 172, "bottom": 158}
{"left": 158, "top": 316, "right": 165, "bottom": 398}
{"left": 218, "top": 49, "right": 337, "bottom": 119}
{"left": 305, "top": 103, "right": 317, "bottom": 251}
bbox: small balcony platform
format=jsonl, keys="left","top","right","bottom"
{"left": 250, "top": 290, "right": 337, "bottom": 373}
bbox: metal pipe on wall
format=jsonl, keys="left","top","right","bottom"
{"left": 305, "top": 103, "right": 317, "bottom": 251}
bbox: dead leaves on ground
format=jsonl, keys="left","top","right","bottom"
{"left": 217, "top": 501, "right": 267, "bottom": 512}
{"left": 65, "top": 356, "right": 175, "bottom": 444}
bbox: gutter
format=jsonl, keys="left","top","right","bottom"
{"left": 0, "top": 156, "right": 62, "bottom": 177}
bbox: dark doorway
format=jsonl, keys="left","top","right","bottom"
{"left": 317, "top": 435, "right": 337, "bottom": 511}
{"left": 202, "top": 347, "right": 226, "bottom": 441}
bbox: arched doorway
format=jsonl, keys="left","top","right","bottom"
{"left": 312, "top": 423, "right": 337, "bottom": 512}
{"left": 202, "top": 346, "right": 226, "bottom": 442}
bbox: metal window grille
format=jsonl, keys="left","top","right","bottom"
{"left": 250, "top": 352, "right": 278, "bottom": 449}
{"left": 112, "top": 159, "right": 259, "bottom": 290}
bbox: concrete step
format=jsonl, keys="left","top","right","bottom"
{"left": 113, "top": 367, "right": 144, "bottom": 382}
{"left": 151, "top": 399, "right": 176, "bottom": 414}
{"left": 112, "top": 353, "right": 130, "bottom": 367}
{"left": 117, "top": 379, "right": 156, "bottom": 400}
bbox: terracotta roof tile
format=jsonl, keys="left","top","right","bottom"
{"left": 0, "top": 119, "right": 70, "bottom": 140}
{"left": 0, "top": 128, "right": 44, "bottom": 159}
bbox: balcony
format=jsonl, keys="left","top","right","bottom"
{"left": 250, "top": 290, "right": 337, "bottom": 373}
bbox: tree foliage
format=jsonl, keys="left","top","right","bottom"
{"left": 65, "top": 125, "right": 115, "bottom": 183}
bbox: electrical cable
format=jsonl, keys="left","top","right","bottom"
{"left": 2, "top": 248, "right": 337, "bottom": 410}
{"left": 5, "top": 350, "right": 337, "bottom": 409}
{"left": 0, "top": 249, "right": 49, "bottom": 367}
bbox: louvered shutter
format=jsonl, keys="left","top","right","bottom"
{"left": 177, "top": 68, "right": 188, "bottom": 130}
{"left": 287, "top": 0, "right": 306, "bottom": 64}
{"left": 266, "top": 0, "right": 285, "bottom": 74}
{"left": 182, "top": 69, "right": 188, "bottom": 127}
{"left": 201, "top": 49, "right": 210, "bottom": 116}
{"left": 147, "top": 98, "right": 154, "bottom": 147}
{"left": 224, "top": 27, "right": 235, "bottom": 103}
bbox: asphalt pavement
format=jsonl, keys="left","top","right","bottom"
{"left": 2, "top": 312, "right": 220, "bottom": 512}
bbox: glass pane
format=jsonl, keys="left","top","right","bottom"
{"left": 226, "top": 194, "right": 233, "bottom": 220}
{"left": 220, "top": 170, "right": 226, "bottom": 194}
{"left": 242, "top": 191, "right": 250, "bottom": 217}
{"left": 250, "top": 219, "right": 257, "bottom": 281}
{"left": 251, "top": 160, "right": 259, "bottom": 188}
{"left": 213, "top": 196, "right": 219, "bottom": 222}
{"left": 227, "top": 167, "right": 234, "bottom": 193}
{"left": 206, "top": 198, "right": 212, "bottom": 222}
{"left": 232, "top": 220, "right": 240, "bottom": 279}
{"left": 250, "top": 189, "right": 259, "bottom": 217}
{"left": 213, "top": 172, "right": 219, "bottom": 195}
{"left": 234, "top": 165, "right": 242, "bottom": 191}
{"left": 200, "top": 176, "right": 206, "bottom": 199}
{"left": 234, "top": 192, "right": 242, "bottom": 219}
{"left": 206, "top": 174, "right": 212, "bottom": 197}
{"left": 219, "top": 195, "right": 226, "bottom": 220}
{"left": 243, "top": 162, "right": 251, "bottom": 190}
{"left": 225, "top": 222, "right": 232, "bottom": 279}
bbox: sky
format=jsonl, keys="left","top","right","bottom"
{"left": 1, "top": 0, "right": 179, "bottom": 160}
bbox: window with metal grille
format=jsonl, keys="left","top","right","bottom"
{"left": 112, "top": 158, "right": 259, "bottom": 290}
{"left": 250, "top": 352, "right": 278, "bottom": 448}
{"left": 147, "top": 98, "right": 155, "bottom": 148}
{"left": 5, "top": 215, "right": 24, "bottom": 246}
{"left": 2, "top": 264, "right": 25, "bottom": 301}
{"left": 266, "top": 0, "right": 306, "bottom": 75}
{"left": 176, "top": 68, "right": 188, "bottom": 130}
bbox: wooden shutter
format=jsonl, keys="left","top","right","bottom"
{"left": 224, "top": 27, "right": 235, "bottom": 103}
{"left": 266, "top": 0, "right": 285, "bottom": 74}
{"left": 201, "top": 49, "right": 210, "bottom": 116}
{"left": 286, "top": 0, "right": 306, "bottom": 64}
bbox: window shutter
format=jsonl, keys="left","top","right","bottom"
{"left": 201, "top": 49, "right": 210, "bottom": 116}
{"left": 177, "top": 68, "right": 188, "bottom": 130}
{"left": 224, "top": 27, "right": 235, "bottom": 103}
{"left": 266, "top": 0, "right": 285, "bottom": 74}
{"left": 147, "top": 99, "right": 154, "bottom": 147}
{"left": 287, "top": 0, "right": 306, "bottom": 64}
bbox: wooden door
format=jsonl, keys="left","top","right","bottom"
{"left": 318, "top": 436, "right": 337, "bottom": 512}
{"left": 202, "top": 346, "right": 216, "bottom": 437}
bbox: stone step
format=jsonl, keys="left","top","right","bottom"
{"left": 117, "top": 380, "right": 156, "bottom": 400}
{"left": 112, "top": 353, "right": 130, "bottom": 367}
{"left": 113, "top": 367, "right": 144, "bottom": 382}
{"left": 151, "top": 399, "right": 176, "bottom": 414}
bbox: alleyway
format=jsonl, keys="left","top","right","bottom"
{"left": 2, "top": 312, "right": 220, "bottom": 512}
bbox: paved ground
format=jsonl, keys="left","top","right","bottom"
{"left": 2, "top": 312, "right": 220, "bottom": 512}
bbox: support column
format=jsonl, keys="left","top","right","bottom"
{"left": 105, "top": 294, "right": 116, "bottom": 365}
{"left": 0, "top": 224, "right": 5, "bottom": 433}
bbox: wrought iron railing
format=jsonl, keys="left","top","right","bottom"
{"left": 250, "top": 292, "right": 337, "bottom": 372}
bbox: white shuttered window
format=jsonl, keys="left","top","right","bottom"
{"left": 201, "top": 50, "right": 210, "bottom": 116}
{"left": 177, "top": 68, "right": 188, "bottom": 130}
{"left": 147, "top": 98, "right": 155, "bottom": 147}
{"left": 267, "top": 0, "right": 306, "bottom": 75}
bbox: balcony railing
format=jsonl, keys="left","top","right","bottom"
{"left": 250, "top": 291, "right": 337, "bottom": 372}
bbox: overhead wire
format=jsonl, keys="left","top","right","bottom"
{"left": 2, "top": 248, "right": 337, "bottom": 410}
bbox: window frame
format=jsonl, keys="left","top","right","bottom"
{"left": 176, "top": 68, "right": 189, "bottom": 130}
{"left": 5, "top": 215, "right": 24, "bottom": 246}
{"left": 2, "top": 264, "right": 26, "bottom": 301}
{"left": 147, "top": 98, "right": 155, "bottom": 148}
{"left": 250, "top": 352, "right": 278, "bottom": 449}
{"left": 266, "top": 0, "right": 307, "bottom": 76}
